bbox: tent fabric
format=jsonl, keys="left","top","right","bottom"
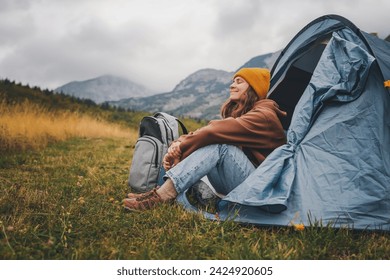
{"left": 176, "top": 15, "right": 390, "bottom": 231}
{"left": 361, "top": 31, "right": 390, "bottom": 81}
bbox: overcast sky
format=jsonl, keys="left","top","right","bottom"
{"left": 0, "top": 0, "right": 389, "bottom": 93}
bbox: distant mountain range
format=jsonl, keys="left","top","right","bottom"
{"left": 55, "top": 75, "right": 155, "bottom": 104}
{"left": 54, "top": 51, "right": 278, "bottom": 120}
{"left": 111, "top": 69, "right": 233, "bottom": 120}
{"left": 109, "top": 52, "right": 280, "bottom": 119}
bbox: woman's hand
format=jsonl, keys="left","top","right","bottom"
{"left": 168, "top": 141, "right": 182, "bottom": 158}
{"left": 163, "top": 142, "right": 182, "bottom": 170}
{"left": 163, "top": 153, "right": 180, "bottom": 171}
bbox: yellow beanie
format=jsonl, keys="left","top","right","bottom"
{"left": 233, "top": 68, "right": 270, "bottom": 99}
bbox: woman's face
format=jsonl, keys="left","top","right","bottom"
{"left": 229, "top": 76, "right": 250, "bottom": 102}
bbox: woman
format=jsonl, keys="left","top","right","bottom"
{"left": 123, "top": 67, "right": 287, "bottom": 211}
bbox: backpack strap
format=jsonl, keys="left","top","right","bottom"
{"left": 176, "top": 118, "right": 188, "bottom": 135}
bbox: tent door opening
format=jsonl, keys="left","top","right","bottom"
{"left": 269, "top": 38, "right": 330, "bottom": 130}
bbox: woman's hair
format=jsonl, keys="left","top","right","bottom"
{"left": 220, "top": 86, "right": 259, "bottom": 118}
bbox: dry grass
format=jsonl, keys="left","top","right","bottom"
{"left": 0, "top": 100, "right": 135, "bottom": 152}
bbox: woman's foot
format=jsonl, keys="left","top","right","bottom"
{"left": 123, "top": 180, "right": 177, "bottom": 211}
{"left": 127, "top": 187, "right": 160, "bottom": 199}
{"left": 123, "top": 188, "right": 167, "bottom": 211}
{"left": 127, "top": 192, "right": 142, "bottom": 199}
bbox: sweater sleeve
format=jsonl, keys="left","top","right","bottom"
{"left": 177, "top": 103, "right": 286, "bottom": 160}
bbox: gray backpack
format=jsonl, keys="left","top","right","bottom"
{"left": 128, "top": 112, "right": 187, "bottom": 193}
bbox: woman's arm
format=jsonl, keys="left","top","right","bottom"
{"left": 178, "top": 102, "right": 286, "bottom": 160}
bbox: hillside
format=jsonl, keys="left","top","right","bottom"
{"left": 1, "top": 79, "right": 97, "bottom": 112}
{"left": 0, "top": 78, "right": 153, "bottom": 130}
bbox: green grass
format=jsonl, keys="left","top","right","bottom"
{"left": 1, "top": 137, "right": 389, "bottom": 260}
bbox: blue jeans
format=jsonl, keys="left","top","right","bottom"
{"left": 166, "top": 144, "right": 255, "bottom": 195}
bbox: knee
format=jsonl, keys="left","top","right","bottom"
{"left": 195, "top": 144, "right": 220, "bottom": 153}
{"left": 204, "top": 144, "right": 231, "bottom": 155}
{"left": 192, "top": 144, "right": 236, "bottom": 157}
{"left": 218, "top": 144, "right": 239, "bottom": 155}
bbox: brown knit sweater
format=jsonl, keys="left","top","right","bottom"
{"left": 177, "top": 99, "right": 287, "bottom": 166}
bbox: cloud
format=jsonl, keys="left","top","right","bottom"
{"left": 213, "top": 0, "right": 261, "bottom": 39}
{"left": 0, "top": 0, "right": 32, "bottom": 12}
{"left": 0, "top": 0, "right": 389, "bottom": 93}
{"left": 0, "top": 1, "right": 35, "bottom": 47}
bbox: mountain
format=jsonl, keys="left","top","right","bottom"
{"left": 55, "top": 75, "right": 154, "bottom": 104}
{"left": 110, "top": 69, "right": 233, "bottom": 120}
{"left": 110, "top": 52, "right": 278, "bottom": 120}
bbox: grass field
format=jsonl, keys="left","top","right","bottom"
{"left": 0, "top": 100, "right": 133, "bottom": 152}
{"left": 1, "top": 136, "right": 389, "bottom": 260}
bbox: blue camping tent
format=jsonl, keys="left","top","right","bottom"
{"left": 177, "top": 15, "right": 390, "bottom": 231}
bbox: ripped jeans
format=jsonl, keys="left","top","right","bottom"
{"left": 165, "top": 144, "right": 255, "bottom": 195}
